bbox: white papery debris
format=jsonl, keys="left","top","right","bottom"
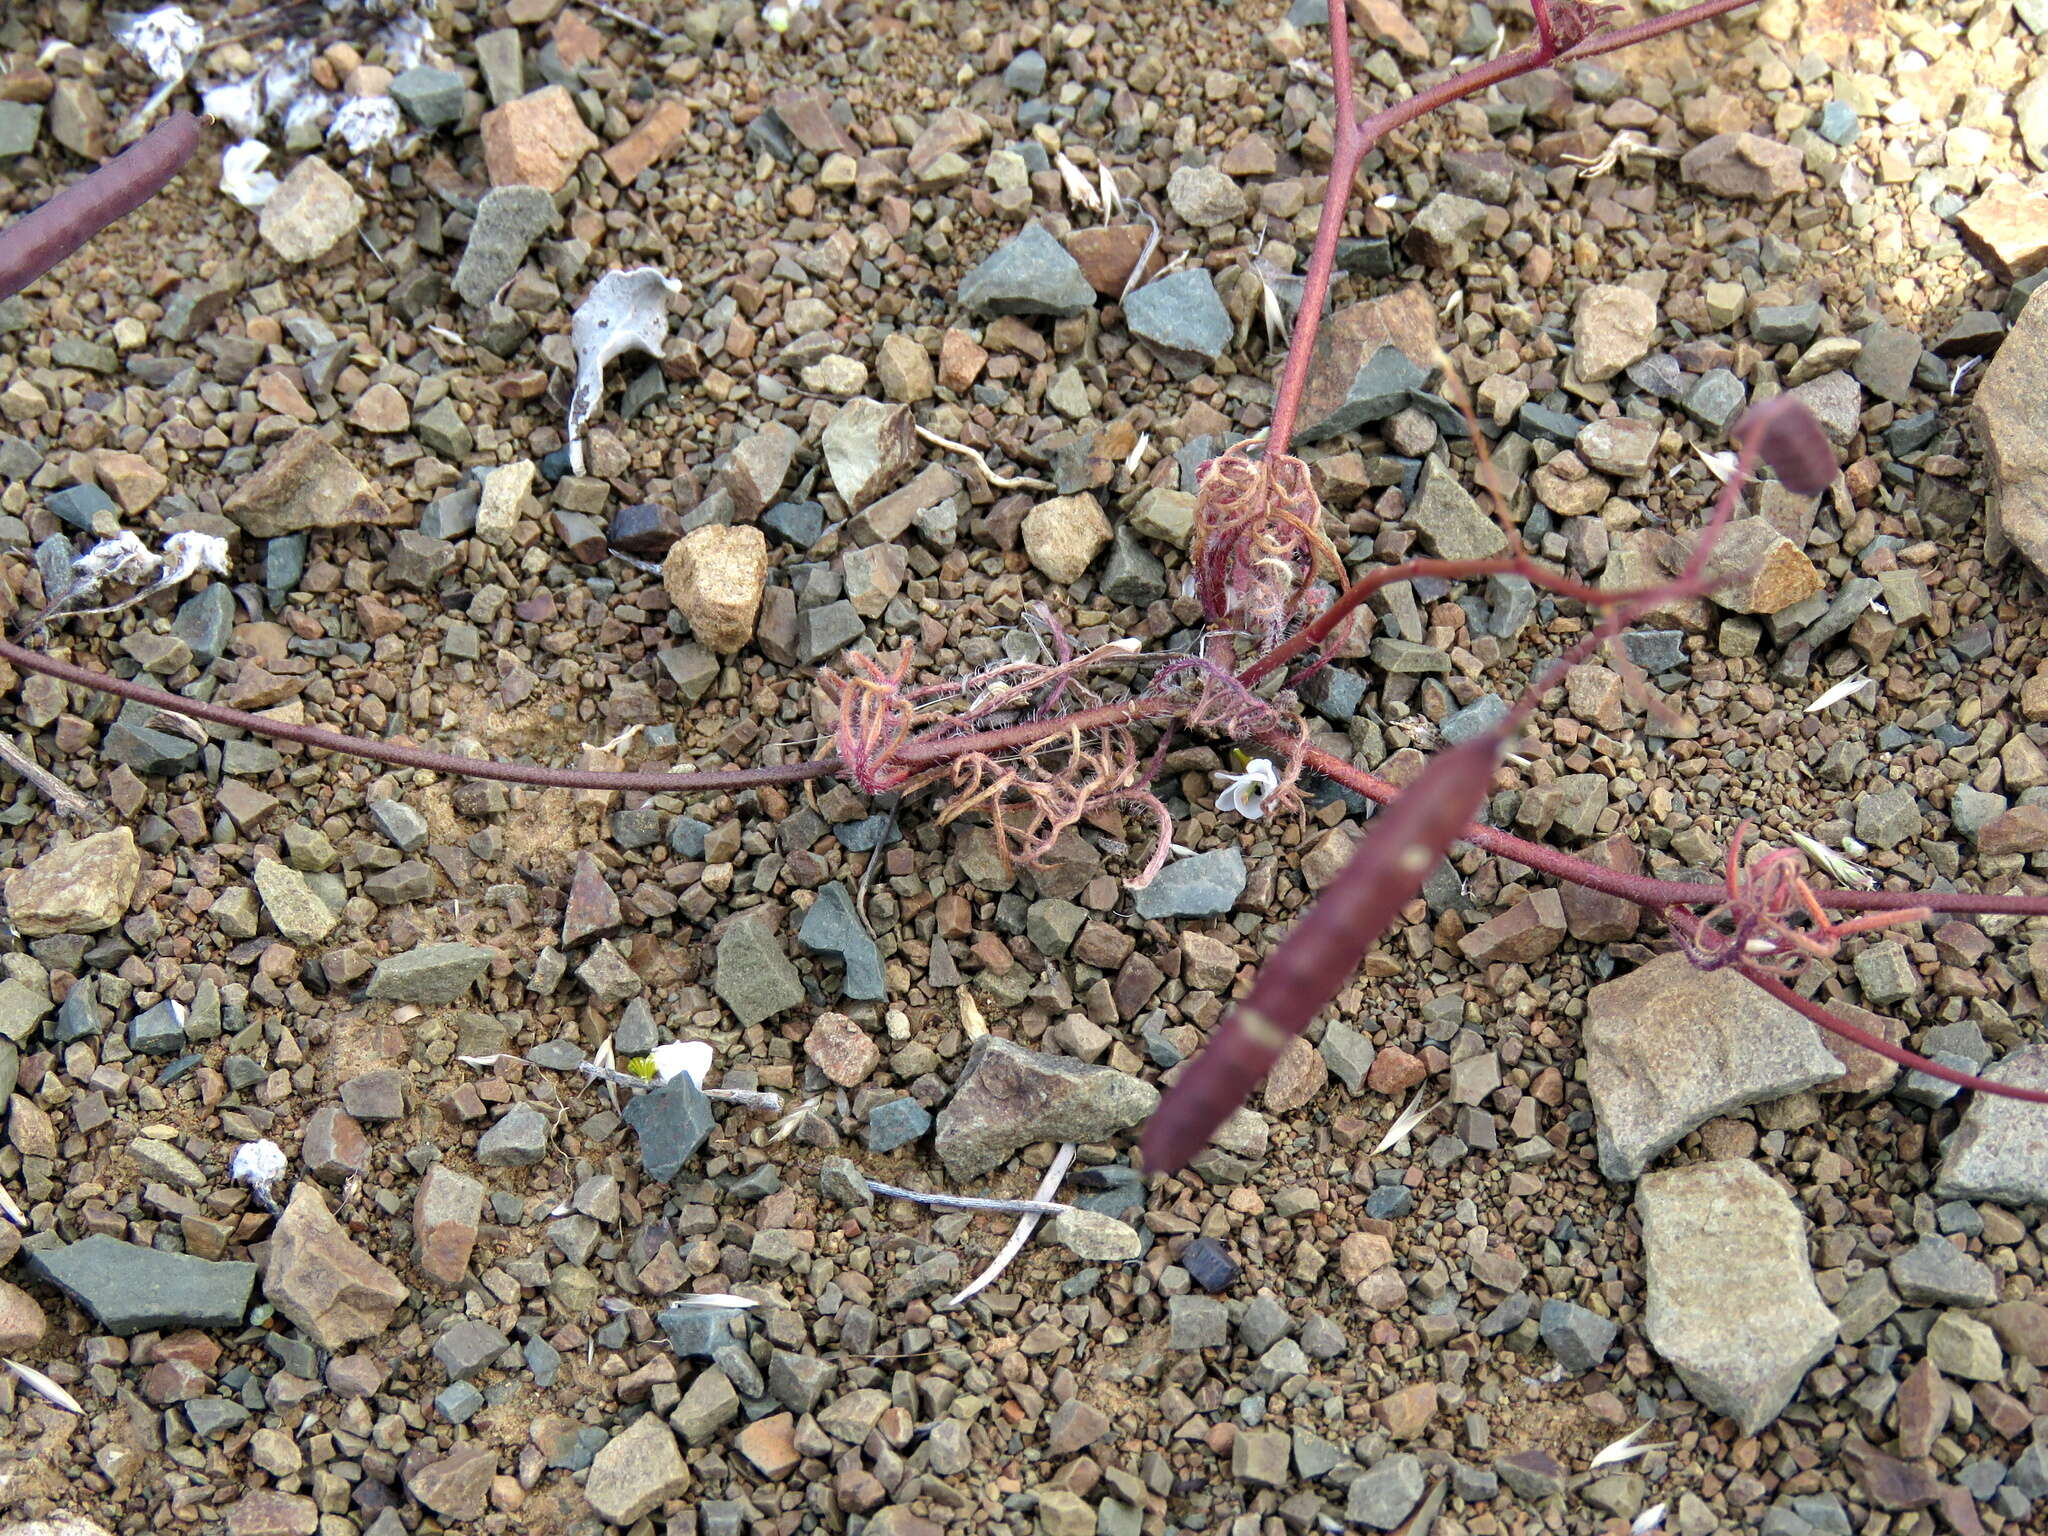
{"left": 220, "top": 140, "right": 281, "bottom": 208}
{"left": 29, "top": 529, "right": 230, "bottom": 637}
{"left": 567, "top": 267, "right": 679, "bottom": 473}
{"left": 231, "top": 1138, "right": 289, "bottom": 1214}
{"left": 113, "top": 6, "right": 205, "bottom": 80}
{"left": 203, "top": 78, "right": 265, "bottom": 138}
{"left": 329, "top": 96, "right": 405, "bottom": 155}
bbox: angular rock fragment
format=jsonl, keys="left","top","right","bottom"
{"left": 935, "top": 1036, "right": 1158, "bottom": 1178}
{"left": 223, "top": 429, "right": 393, "bottom": 538}
{"left": 27, "top": 1235, "right": 256, "bottom": 1335}
{"left": 5, "top": 829, "right": 138, "bottom": 936}
{"left": 264, "top": 1184, "right": 408, "bottom": 1350}
{"left": 1637, "top": 1159, "right": 1837, "bottom": 1434}
{"left": 1584, "top": 954, "right": 1842, "bottom": 1180}
{"left": 1932, "top": 1044, "right": 2048, "bottom": 1208}
{"left": 1979, "top": 288, "right": 2048, "bottom": 581}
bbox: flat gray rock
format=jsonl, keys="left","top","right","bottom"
{"left": 957, "top": 224, "right": 1095, "bottom": 318}
{"left": 713, "top": 915, "right": 805, "bottom": 1026}
{"left": 1134, "top": 848, "right": 1246, "bottom": 920}
{"left": 798, "top": 881, "right": 885, "bottom": 1001}
{"left": 1637, "top": 1159, "right": 1836, "bottom": 1435}
{"left": 1123, "top": 269, "right": 1231, "bottom": 376}
{"left": 1585, "top": 953, "right": 1843, "bottom": 1181}
{"left": 28, "top": 1235, "right": 256, "bottom": 1335}
{"left": 934, "top": 1036, "right": 1158, "bottom": 1179}
{"left": 1933, "top": 1043, "right": 2048, "bottom": 1208}
{"left": 366, "top": 942, "right": 494, "bottom": 1005}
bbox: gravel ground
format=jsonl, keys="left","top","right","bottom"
{"left": 0, "top": 1, "right": 2047, "bottom": 1535}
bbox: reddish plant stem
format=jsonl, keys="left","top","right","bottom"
{"left": 1265, "top": 0, "right": 1757, "bottom": 461}
{"left": 0, "top": 113, "right": 203, "bottom": 302}
{"left": 1739, "top": 958, "right": 2048, "bottom": 1105}
{"left": 1291, "top": 739, "right": 2048, "bottom": 920}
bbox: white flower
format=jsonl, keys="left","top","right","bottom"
{"left": 650, "top": 1040, "right": 713, "bottom": 1087}
{"left": 1214, "top": 757, "right": 1280, "bottom": 820}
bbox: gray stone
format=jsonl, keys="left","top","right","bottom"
{"left": 957, "top": 224, "right": 1095, "bottom": 318}
{"left": 622, "top": 1074, "right": 716, "bottom": 1182}
{"left": 713, "top": 916, "right": 805, "bottom": 1026}
{"left": 27, "top": 1235, "right": 256, "bottom": 1335}
{"left": 1238, "top": 1294, "right": 1294, "bottom": 1355}
{"left": 935, "top": 1036, "right": 1159, "bottom": 1179}
{"left": 797, "top": 882, "right": 884, "bottom": 1001}
{"left": 0, "top": 102, "right": 41, "bottom": 158}
{"left": 1301, "top": 344, "right": 1427, "bottom": 442}
{"left": 1933, "top": 1045, "right": 2048, "bottom": 1208}
{"left": 586, "top": 1412, "right": 691, "bottom": 1524}
{"left": 1683, "top": 367, "right": 1747, "bottom": 432}
{"left": 1320, "top": 1018, "right": 1376, "bottom": 1092}
{"left": 1539, "top": 1299, "right": 1618, "bottom": 1372}
{"left": 1409, "top": 457, "right": 1507, "bottom": 559}
{"left": 659, "top": 1303, "right": 742, "bottom": 1359}
{"left": 1753, "top": 301, "right": 1824, "bottom": 347}
{"left": 1047, "top": 1208, "right": 1141, "bottom": 1261}
{"left": 1855, "top": 786, "right": 1924, "bottom": 850}
{"left": 1585, "top": 953, "right": 1843, "bottom": 1181}
{"left": 476, "top": 1103, "right": 551, "bottom": 1166}
{"left": 1166, "top": 164, "right": 1246, "bottom": 226}
{"left": 1889, "top": 1235, "right": 1998, "bottom": 1307}
{"left": 1133, "top": 848, "right": 1246, "bottom": 919}
{"left": 1980, "top": 288, "right": 2048, "bottom": 582}
{"left": 171, "top": 584, "right": 235, "bottom": 668}
{"left": 1100, "top": 526, "right": 1167, "bottom": 606}
{"left": 1347, "top": 1453, "right": 1426, "bottom": 1531}
{"left": 1637, "top": 1159, "right": 1837, "bottom": 1435}
{"left": 366, "top": 942, "right": 494, "bottom": 1004}
{"left": 127, "top": 999, "right": 188, "bottom": 1056}
{"left": 1168, "top": 1294, "right": 1229, "bottom": 1350}
{"left": 1441, "top": 693, "right": 1511, "bottom": 745}
{"left": 369, "top": 799, "right": 429, "bottom": 851}
{"left": 390, "top": 67, "right": 466, "bottom": 128}
{"left": 864, "top": 1097, "right": 931, "bottom": 1154}
{"left": 454, "top": 186, "right": 558, "bottom": 308}
{"left": 433, "top": 1319, "right": 510, "bottom": 1382}
{"left": 1124, "top": 270, "right": 1231, "bottom": 375}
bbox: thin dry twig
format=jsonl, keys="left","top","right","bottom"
{"left": 913, "top": 425, "right": 1055, "bottom": 490}
{"left": 0, "top": 736, "right": 92, "bottom": 819}
{"left": 944, "top": 1142, "right": 1077, "bottom": 1309}
{"left": 866, "top": 1178, "right": 1080, "bottom": 1219}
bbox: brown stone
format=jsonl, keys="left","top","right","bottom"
{"left": 604, "top": 99, "right": 691, "bottom": 183}
{"left": 412, "top": 1162, "right": 485, "bottom": 1287}
{"left": 1978, "top": 803, "right": 2048, "bottom": 856}
{"left": 1367, "top": 1046, "right": 1427, "bottom": 1094}
{"left": 223, "top": 428, "right": 393, "bottom": 538}
{"left": 1459, "top": 890, "right": 1567, "bottom": 965}
{"left": 480, "top": 86, "right": 600, "bottom": 192}
{"left": 1697, "top": 517, "right": 1824, "bottom": 614}
{"left": 224, "top": 1491, "right": 319, "bottom": 1536}
{"left": 347, "top": 382, "right": 409, "bottom": 434}
{"left": 1816, "top": 1000, "right": 1904, "bottom": 1097}
{"left": 1296, "top": 286, "right": 1440, "bottom": 439}
{"left": 264, "top": 1183, "right": 408, "bottom": 1351}
{"left": 301, "top": 1104, "right": 369, "bottom": 1183}
{"left": 1064, "top": 225, "right": 1158, "bottom": 297}
{"left": 1957, "top": 180, "right": 2048, "bottom": 282}
{"left": 93, "top": 451, "right": 166, "bottom": 513}
{"left": 1262, "top": 1036, "right": 1327, "bottom": 1115}
{"left": 1559, "top": 834, "right": 1643, "bottom": 944}
{"left": 0, "top": 1279, "right": 47, "bottom": 1351}
{"left": 1338, "top": 1230, "right": 1393, "bottom": 1281}
{"left": 405, "top": 1445, "right": 496, "bottom": 1522}
{"left": 662, "top": 524, "right": 769, "bottom": 654}
{"left": 1376, "top": 1381, "right": 1436, "bottom": 1438}
{"left": 1680, "top": 132, "right": 1806, "bottom": 202}
{"left": 1895, "top": 1357, "right": 1946, "bottom": 1459}
{"left": 1982, "top": 289, "right": 2048, "bottom": 580}
{"left": 806, "top": 1011, "right": 881, "bottom": 1087}
{"left": 735, "top": 1412, "right": 800, "bottom": 1479}
{"left": 5, "top": 828, "right": 139, "bottom": 936}
{"left": 562, "top": 851, "right": 622, "bottom": 946}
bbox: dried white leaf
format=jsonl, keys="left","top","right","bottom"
{"left": 1804, "top": 672, "right": 1871, "bottom": 714}
{"left": 1122, "top": 430, "right": 1150, "bottom": 477}
{"left": 457, "top": 1053, "right": 517, "bottom": 1068}
{"left": 157, "top": 530, "right": 230, "bottom": 586}
{"left": 764, "top": 1096, "right": 822, "bottom": 1145}
{"left": 666, "top": 1293, "right": 760, "bottom": 1311}
{"left": 1695, "top": 449, "right": 1739, "bottom": 484}
{"left": 1633, "top": 1503, "right": 1668, "bottom": 1534}
{"left": 220, "top": 140, "right": 280, "bottom": 209}
{"left": 0, "top": 1184, "right": 25, "bottom": 1228}
{"left": 203, "top": 78, "right": 266, "bottom": 138}
{"left": 1099, "top": 163, "right": 1122, "bottom": 219}
{"left": 568, "top": 268, "right": 680, "bottom": 473}
{"left": 957, "top": 989, "right": 987, "bottom": 1039}
{"left": 943, "top": 1142, "right": 1076, "bottom": 1310}
{"left": 1372, "top": 1086, "right": 1443, "bottom": 1155}
{"left": 1786, "top": 829, "right": 1876, "bottom": 891}
{"left": 1056, "top": 152, "right": 1101, "bottom": 215}
{"left": 330, "top": 97, "right": 405, "bottom": 155}
{"left": 6, "top": 1359, "right": 83, "bottom": 1415}
{"left": 1589, "top": 1422, "right": 1670, "bottom": 1470}
{"left": 114, "top": 7, "right": 205, "bottom": 82}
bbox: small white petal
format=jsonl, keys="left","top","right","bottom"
{"left": 651, "top": 1040, "right": 714, "bottom": 1087}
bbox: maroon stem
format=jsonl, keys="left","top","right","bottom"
{"left": 1264, "top": 0, "right": 1757, "bottom": 461}
{"left": 1293, "top": 741, "right": 2048, "bottom": 920}
{"left": 0, "top": 112, "right": 203, "bottom": 302}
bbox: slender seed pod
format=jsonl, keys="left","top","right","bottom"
{"left": 1141, "top": 735, "right": 1503, "bottom": 1176}
{"left": 0, "top": 111, "right": 202, "bottom": 303}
